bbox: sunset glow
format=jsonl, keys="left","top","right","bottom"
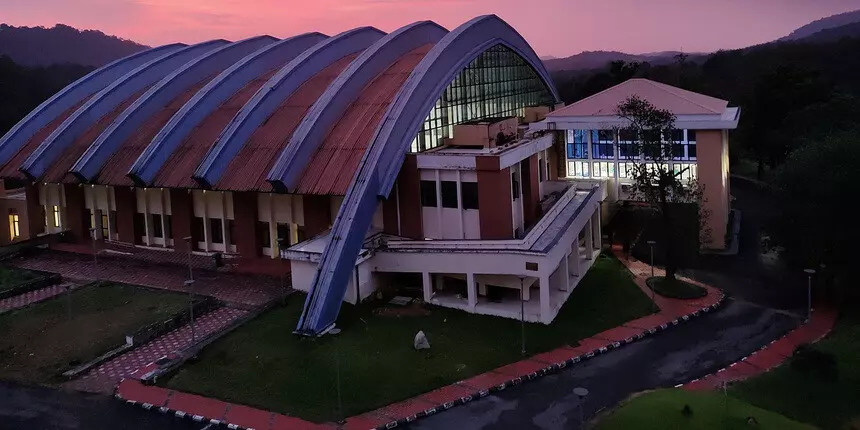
{"left": 2, "top": 0, "right": 859, "bottom": 58}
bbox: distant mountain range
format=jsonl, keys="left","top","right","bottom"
{"left": 0, "top": 23, "right": 148, "bottom": 67}
{"left": 779, "top": 9, "right": 860, "bottom": 41}
{"left": 544, "top": 8, "right": 860, "bottom": 72}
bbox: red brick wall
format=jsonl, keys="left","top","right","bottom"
{"left": 114, "top": 187, "right": 137, "bottom": 244}
{"left": 476, "top": 156, "right": 513, "bottom": 239}
{"left": 63, "top": 183, "right": 89, "bottom": 241}
{"left": 395, "top": 154, "right": 422, "bottom": 239}
{"left": 233, "top": 191, "right": 260, "bottom": 258}
{"left": 169, "top": 189, "right": 194, "bottom": 252}
{"left": 302, "top": 195, "right": 331, "bottom": 238}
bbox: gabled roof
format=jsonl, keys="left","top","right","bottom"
{"left": 548, "top": 79, "right": 729, "bottom": 117}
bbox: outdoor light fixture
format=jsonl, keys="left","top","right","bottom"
{"left": 804, "top": 268, "right": 815, "bottom": 322}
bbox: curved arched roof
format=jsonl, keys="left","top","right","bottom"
{"left": 0, "top": 15, "right": 558, "bottom": 197}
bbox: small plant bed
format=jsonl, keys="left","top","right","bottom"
{"left": 646, "top": 276, "right": 708, "bottom": 299}
{"left": 0, "top": 282, "right": 187, "bottom": 384}
{"left": 161, "top": 253, "right": 655, "bottom": 423}
{"left": 730, "top": 311, "right": 860, "bottom": 429}
{"left": 0, "top": 266, "right": 41, "bottom": 293}
{"left": 593, "top": 389, "right": 813, "bottom": 430}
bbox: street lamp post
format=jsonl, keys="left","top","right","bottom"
{"left": 184, "top": 279, "right": 196, "bottom": 345}
{"left": 804, "top": 268, "right": 815, "bottom": 322}
{"left": 520, "top": 276, "right": 526, "bottom": 356}
{"left": 646, "top": 240, "right": 656, "bottom": 305}
{"left": 90, "top": 227, "right": 98, "bottom": 287}
{"left": 277, "top": 238, "right": 286, "bottom": 306}
{"left": 574, "top": 387, "right": 589, "bottom": 428}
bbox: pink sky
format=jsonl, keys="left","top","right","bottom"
{"left": 2, "top": 0, "right": 858, "bottom": 57}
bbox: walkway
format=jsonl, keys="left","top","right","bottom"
{"left": 69, "top": 307, "right": 249, "bottom": 393}
{"left": 0, "top": 282, "right": 76, "bottom": 312}
{"left": 11, "top": 250, "right": 283, "bottom": 307}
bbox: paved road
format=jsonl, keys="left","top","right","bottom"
{"left": 410, "top": 298, "right": 799, "bottom": 430}
{"left": 0, "top": 380, "right": 201, "bottom": 430}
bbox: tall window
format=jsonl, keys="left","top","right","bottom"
{"left": 101, "top": 212, "right": 109, "bottom": 239}
{"left": 461, "top": 182, "right": 479, "bottom": 210}
{"left": 566, "top": 130, "right": 588, "bottom": 159}
{"left": 257, "top": 221, "right": 271, "bottom": 248}
{"left": 151, "top": 214, "right": 163, "bottom": 238}
{"left": 592, "top": 130, "right": 615, "bottom": 159}
{"left": 209, "top": 218, "right": 224, "bottom": 244}
{"left": 8, "top": 211, "right": 19, "bottom": 240}
{"left": 420, "top": 181, "right": 437, "bottom": 207}
{"left": 51, "top": 206, "right": 60, "bottom": 228}
{"left": 618, "top": 129, "right": 639, "bottom": 159}
{"left": 440, "top": 181, "right": 458, "bottom": 209}
{"left": 410, "top": 44, "right": 555, "bottom": 152}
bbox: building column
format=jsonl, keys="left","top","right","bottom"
{"left": 466, "top": 272, "right": 477, "bottom": 310}
{"left": 220, "top": 192, "right": 230, "bottom": 252}
{"left": 141, "top": 189, "right": 152, "bottom": 246}
{"left": 584, "top": 218, "right": 594, "bottom": 260}
{"left": 561, "top": 254, "right": 570, "bottom": 291}
{"left": 267, "top": 194, "right": 277, "bottom": 259}
{"left": 422, "top": 272, "right": 432, "bottom": 302}
{"left": 539, "top": 274, "right": 551, "bottom": 323}
{"left": 591, "top": 206, "right": 601, "bottom": 251}
{"left": 160, "top": 189, "right": 169, "bottom": 247}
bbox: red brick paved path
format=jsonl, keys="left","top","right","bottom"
{"left": 69, "top": 307, "right": 249, "bottom": 393}
{"left": 12, "top": 251, "right": 282, "bottom": 307}
{"left": 0, "top": 282, "right": 76, "bottom": 312}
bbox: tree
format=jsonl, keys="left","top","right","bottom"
{"left": 769, "top": 129, "right": 858, "bottom": 288}
{"left": 615, "top": 95, "right": 703, "bottom": 280}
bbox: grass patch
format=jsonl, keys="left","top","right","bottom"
{"left": 646, "top": 276, "right": 707, "bottom": 299}
{"left": 593, "top": 389, "right": 814, "bottom": 430}
{"left": 730, "top": 311, "right": 860, "bottom": 429}
{"left": 0, "top": 266, "right": 40, "bottom": 292}
{"left": 162, "top": 253, "right": 654, "bottom": 423}
{"left": 0, "top": 283, "right": 187, "bottom": 384}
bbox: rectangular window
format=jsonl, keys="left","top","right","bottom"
{"left": 163, "top": 215, "right": 172, "bottom": 239}
{"left": 192, "top": 217, "right": 205, "bottom": 242}
{"left": 8, "top": 212, "right": 19, "bottom": 240}
{"left": 109, "top": 211, "right": 117, "bottom": 236}
{"left": 228, "top": 219, "right": 236, "bottom": 245}
{"left": 209, "top": 218, "right": 224, "bottom": 244}
{"left": 461, "top": 182, "right": 479, "bottom": 210}
{"left": 151, "top": 214, "right": 163, "bottom": 238}
{"left": 688, "top": 144, "right": 697, "bottom": 160}
{"left": 101, "top": 213, "right": 109, "bottom": 239}
{"left": 592, "top": 162, "right": 616, "bottom": 178}
{"left": 568, "top": 161, "right": 590, "bottom": 177}
{"left": 619, "top": 143, "right": 639, "bottom": 159}
{"left": 687, "top": 129, "right": 697, "bottom": 142}
{"left": 538, "top": 158, "right": 546, "bottom": 182}
{"left": 52, "top": 206, "right": 60, "bottom": 228}
{"left": 276, "top": 222, "right": 290, "bottom": 246}
{"left": 257, "top": 221, "right": 271, "bottom": 248}
{"left": 420, "top": 180, "right": 437, "bottom": 207}
{"left": 133, "top": 213, "right": 146, "bottom": 241}
{"left": 440, "top": 181, "right": 458, "bottom": 208}
{"left": 511, "top": 172, "right": 520, "bottom": 199}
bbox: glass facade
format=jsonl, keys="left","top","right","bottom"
{"left": 566, "top": 130, "right": 588, "bottom": 159}
{"left": 410, "top": 44, "right": 555, "bottom": 153}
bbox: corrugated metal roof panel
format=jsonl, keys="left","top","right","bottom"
{"left": 43, "top": 86, "right": 153, "bottom": 183}
{"left": 295, "top": 44, "right": 433, "bottom": 195}
{"left": 0, "top": 96, "right": 93, "bottom": 180}
{"left": 215, "top": 54, "right": 358, "bottom": 192}
{"left": 152, "top": 68, "right": 279, "bottom": 189}
{"left": 96, "top": 75, "right": 216, "bottom": 186}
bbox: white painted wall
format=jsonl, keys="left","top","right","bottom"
{"left": 290, "top": 259, "right": 377, "bottom": 305}
{"left": 419, "top": 169, "right": 481, "bottom": 240}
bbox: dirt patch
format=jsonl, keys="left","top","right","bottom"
{"left": 373, "top": 304, "right": 432, "bottom": 317}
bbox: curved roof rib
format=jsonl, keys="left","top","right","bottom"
{"left": 19, "top": 40, "right": 228, "bottom": 181}
{"left": 69, "top": 36, "right": 277, "bottom": 183}
{"left": 373, "top": 14, "right": 560, "bottom": 196}
{"left": 0, "top": 43, "right": 184, "bottom": 176}
{"left": 266, "top": 21, "right": 448, "bottom": 192}
{"left": 128, "top": 32, "right": 328, "bottom": 187}
{"left": 192, "top": 27, "right": 384, "bottom": 189}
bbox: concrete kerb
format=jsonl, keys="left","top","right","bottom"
{"left": 115, "top": 391, "right": 234, "bottom": 429}
{"left": 369, "top": 292, "right": 728, "bottom": 430}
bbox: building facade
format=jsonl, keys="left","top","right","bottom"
{"left": 0, "top": 17, "right": 738, "bottom": 334}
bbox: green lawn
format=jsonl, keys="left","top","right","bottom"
{"left": 163, "top": 253, "right": 654, "bottom": 422}
{"left": 593, "top": 389, "right": 814, "bottom": 430}
{"left": 0, "top": 266, "right": 40, "bottom": 292}
{"left": 730, "top": 311, "right": 860, "bottom": 430}
{"left": 0, "top": 283, "right": 187, "bottom": 384}
{"left": 647, "top": 276, "right": 708, "bottom": 299}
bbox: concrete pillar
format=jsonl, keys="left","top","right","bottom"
{"left": 422, "top": 272, "right": 432, "bottom": 302}
{"left": 592, "top": 206, "right": 601, "bottom": 251}
{"left": 141, "top": 189, "right": 152, "bottom": 246}
{"left": 220, "top": 192, "right": 230, "bottom": 251}
{"left": 466, "top": 273, "right": 477, "bottom": 309}
{"left": 584, "top": 218, "right": 594, "bottom": 260}
{"left": 539, "top": 274, "right": 551, "bottom": 323}
{"left": 160, "top": 190, "right": 169, "bottom": 248}
{"left": 562, "top": 255, "right": 570, "bottom": 291}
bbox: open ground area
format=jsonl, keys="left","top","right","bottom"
{"left": 593, "top": 389, "right": 813, "bottom": 430}
{"left": 730, "top": 310, "right": 860, "bottom": 430}
{"left": 162, "top": 253, "right": 654, "bottom": 422}
{"left": 0, "top": 283, "right": 187, "bottom": 384}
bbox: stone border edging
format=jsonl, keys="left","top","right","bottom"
{"left": 0, "top": 271, "right": 62, "bottom": 300}
{"left": 367, "top": 292, "right": 727, "bottom": 430}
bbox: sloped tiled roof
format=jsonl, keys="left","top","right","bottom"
{"left": 548, "top": 79, "right": 728, "bottom": 117}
